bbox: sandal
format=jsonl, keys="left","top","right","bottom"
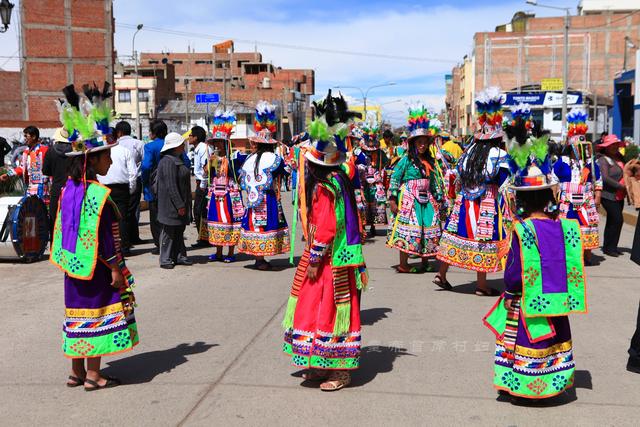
{"left": 320, "top": 371, "right": 351, "bottom": 392}
{"left": 66, "top": 375, "right": 85, "bottom": 388}
{"left": 302, "top": 369, "right": 329, "bottom": 381}
{"left": 208, "top": 253, "right": 221, "bottom": 262}
{"left": 396, "top": 265, "right": 423, "bottom": 274}
{"left": 84, "top": 377, "right": 121, "bottom": 392}
{"left": 475, "top": 288, "right": 500, "bottom": 297}
{"left": 433, "top": 275, "right": 453, "bottom": 290}
{"left": 223, "top": 255, "right": 236, "bottom": 263}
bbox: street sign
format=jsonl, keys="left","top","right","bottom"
{"left": 195, "top": 93, "right": 220, "bottom": 103}
{"left": 541, "top": 78, "right": 564, "bottom": 91}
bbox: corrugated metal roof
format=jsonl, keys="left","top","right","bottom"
{"left": 158, "top": 100, "right": 254, "bottom": 117}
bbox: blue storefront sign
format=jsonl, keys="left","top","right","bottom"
{"left": 503, "top": 91, "right": 582, "bottom": 107}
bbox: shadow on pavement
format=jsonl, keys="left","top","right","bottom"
{"left": 242, "top": 256, "right": 301, "bottom": 272}
{"left": 351, "top": 346, "right": 413, "bottom": 388}
{"left": 361, "top": 308, "right": 392, "bottom": 326}
{"left": 103, "top": 341, "right": 218, "bottom": 384}
{"left": 448, "top": 278, "right": 505, "bottom": 296}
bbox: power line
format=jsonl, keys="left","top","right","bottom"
{"left": 116, "top": 23, "right": 458, "bottom": 64}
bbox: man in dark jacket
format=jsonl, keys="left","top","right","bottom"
{"left": 156, "top": 132, "right": 192, "bottom": 269}
{"left": 42, "top": 128, "right": 72, "bottom": 226}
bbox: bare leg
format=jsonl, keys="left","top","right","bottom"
{"left": 584, "top": 249, "right": 592, "bottom": 261}
{"left": 67, "top": 358, "right": 86, "bottom": 385}
{"left": 398, "top": 252, "right": 409, "bottom": 270}
{"left": 216, "top": 245, "right": 223, "bottom": 258}
{"left": 85, "top": 357, "right": 107, "bottom": 386}
{"left": 438, "top": 262, "right": 449, "bottom": 281}
{"left": 227, "top": 246, "right": 235, "bottom": 257}
{"left": 476, "top": 272, "right": 488, "bottom": 291}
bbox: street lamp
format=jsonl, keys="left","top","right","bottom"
{"left": 624, "top": 36, "right": 638, "bottom": 72}
{"left": 526, "top": 0, "right": 571, "bottom": 138}
{"left": 132, "top": 24, "right": 143, "bottom": 139}
{"left": 0, "top": 0, "right": 15, "bottom": 33}
{"left": 334, "top": 82, "right": 397, "bottom": 122}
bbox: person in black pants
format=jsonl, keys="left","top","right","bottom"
{"left": 157, "top": 132, "right": 192, "bottom": 269}
{"left": 189, "top": 126, "right": 211, "bottom": 248}
{"left": 597, "top": 135, "right": 626, "bottom": 257}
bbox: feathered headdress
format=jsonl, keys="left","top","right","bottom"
{"left": 510, "top": 103, "right": 533, "bottom": 131}
{"left": 406, "top": 104, "right": 438, "bottom": 142}
{"left": 211, "top": 109, "right": 236, "bottom": 141}
{"left": 305, "top": 90, "right": 361, "bottom": 166}
{"left": 249, "top": 100, "right": 277, "bottom": 144}
{"left": 505, "top": 117, "right": 556, "bottom": 191}
{"left": 360, "top": 120, "right": 380, "bottom": 151}
{"left": 56, "top": 83, "right": 116, "bottom": 157}
{"left": 474, "top": 86, "right": 505, "bottom": 141}
{"left": 567, "top": 107, "right": 588, "bottom": 144}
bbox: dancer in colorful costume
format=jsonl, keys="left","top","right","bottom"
{"left": 387, "top": 105, "right": 443, "bottom": 273}
{"left": 206, "top": 110, "right": 244, "bottom": 263}
{"left": 50, "top": 83, "right": 138, "bottom": 390}
{"left": 483, "top": 120, "right": 586, "bottom": 402}
{"left": 353, "top": 122, "right": 389, "bottom": 237}
{"left": 436, "top": 87, "right": 511, "bottom": 296}
{"left": 283, "top": 90, "right": 367, "bottom": 391}
{"left": 553, "top": 107, "right": 601, "bottom": 265}
{"left": 238, "top": 101, "right": 290, "bottom": 270}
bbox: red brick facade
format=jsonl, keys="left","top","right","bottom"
{"left": 0, "top": 0, "right": 114, "bottom": 126}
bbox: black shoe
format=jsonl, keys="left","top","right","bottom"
{"left": 130, "top": 238, "right": 144, "bottom": 245}
{"left": 627, "top": 360, "right": 640, "bottom": 374}
{"left": 176, "top": 259, "right": 193, "bottom": 266}
{"left": 122, "top": 248, "right": 133, "bottom": 257}
{"left": 615, "top": 249, "right": 624, "bottom": 255}
{"left": 160, "top": 264, "right": 175, "bottom": 270}
{"left": 191, "top": 241, "right": 212, "bottom": 248}
{"left": 151, "top": 247, "right": 160, "bottom": 255}
{"left": 603, "top": 250, "right": 619, "bottom": 257}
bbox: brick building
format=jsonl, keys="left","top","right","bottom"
{"left": 139, "top": 41, "right": 315, "bottom": 136}
{"left": 447, "top": 6, "right": 640, "bottom": 137}
{"left": 0, "top": 0, "right": 114, "bottom": 130}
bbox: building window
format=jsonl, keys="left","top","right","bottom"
{"left": 552, "top": 108, "right": 562, "bottom": 121}
{"left": 148, "top": 60, "right": 159, "bottom": 64}
{"left": 195, "top": 60, "right": 213, "bottom": 64}
{"left": 118, "top": 90, "right": 131, "bottom": 103}
{"left": 138, "top": 90, "right": 149, "bottom": 102}
{"left": 172, "top": 60, "right": 183, "bottom": 64}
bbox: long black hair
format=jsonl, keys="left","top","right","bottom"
{"left": 253, "top": 143, "right": 275, "bottom": 176}
{"left": 459, "top": 138, "right": 503, "bottom": 190}
{"left": 516, "top": 188, "right": 558, "bottom": 220}
{"left": 305, "top": 162, "right": 358, "bottom": 224}
{"left": 66, "top": 151, "right": 105, "bottom": 182}
{"left": 407, "top": 136, "right": 435, "bottom": 178}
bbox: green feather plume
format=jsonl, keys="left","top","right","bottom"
{"left": 308, "top": 117, "right": 330, "bottom": 142}
{"left": 510, "top": 141, "right": 532, "bottom": 169}
{"left": 530, "top": 134, "right": 550, "bottom": 162}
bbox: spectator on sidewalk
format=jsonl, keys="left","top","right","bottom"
{"left": 156, "top": 132, "right": 192, "bottom": 269}
{"left": 42, "top": 128, "right": 72, "bottom": 226}
{"left": 597, "top": 134, "right": 626, "bottom": 257}
{"left": 98, "top": 131, "right": 137, "bottom": 255}
{"left": 0, "top": 137, "right": 11, "bottom": 165}
{"left": 115, "top": 121, "right": 145, "bottom": 246}
{"left": 190, "top": 126, "right": 212, "bottom": 248}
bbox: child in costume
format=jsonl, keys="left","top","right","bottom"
{"left": 387, "top": 105, "right": 443, "bottom": 273}
{"left": 353, "top": 123, "right": 389, "bottom": 237}
{"left": 282, "top": 90, "right": 367, "bottom": 391}
{"left": 483, "top": 120, "right": 586, "bottom": 402}
{"left": 206, "top": 110, "right": 245, "bottom": 263}
{"left": 436, "top": 87, "right": 512, "bottom": 296}
{"left": 238, "top": 101, "right": 290, "bottom": 270}
{"left": 553, "top": 108, "right": 602, "bottom": 265}
{"left": 50, "top": 83, "right": 138, "bottom": 391}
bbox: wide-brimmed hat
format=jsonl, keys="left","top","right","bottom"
{"left": 598, "top": 134, "right": 623, "bottom": 149}
{"left": 249, "top": 100, "right": 278, "bottom": 144}
{"left": 508, "top": 134, "right": 557, "bottom": 191}
{"left": 161, "top": 132, "right": 186, "bottom": 153}
{"left": 52, "top": 127, "right": 71, "bottom": 143}
{"left": 474, "top": 86, "right": 505, "bottom": 141}
{"left": 304, "top": 90, "right": 360, "bottom": 167}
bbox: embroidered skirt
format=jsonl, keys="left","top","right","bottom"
{"left": 239, "top": 192, "right": 289, "bottom": 256}
{"left": 283, "top": 250, "right": 361, "bottom": 370}
{"left": 63, "top": 262, "right": 139, "bottom": 358}
{"left": 558, "top": 182, "right": 599, "bottom": 250}
{"left": 386, "top": 180, "right": 441, "bottom": 256}
{"left": 437, "top": 187, "right": 509, "bottom": 272}
{"left": 207, "top": 191, "right": 243, "bottom": 246}
{"left": 493, "top": 298, "right": 575, "bottom": 399}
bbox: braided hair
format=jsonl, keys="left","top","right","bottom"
{"left": 459, "top": 138, "right": 503, "bottom": 190}
{"left": 305, "top": 162, "right": 358, "bottom": 225}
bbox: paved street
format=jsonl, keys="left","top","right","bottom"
{"left": 2, "top": 192, "right": 640, "bottom": 426}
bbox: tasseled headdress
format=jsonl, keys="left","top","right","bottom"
{"left": 474, "top": 86, "right": 505, "bottom": 141}
{"left": 567, "top": 107, "right": 588, "bottom": 145}
{"left": 250, "top": 100, "right": 277, "bottom": 144}
{"left": 211, "top": 109, "right": 236, "bottom": 141}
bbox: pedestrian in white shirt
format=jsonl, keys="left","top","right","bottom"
{"left": 98, "top": 133, "right": 137, "bottom": 254}
{"left": 190, "top": 126, "right": 213, "bottom": 247}
{"left": 115, "top": 121, "right": 145, "bottom": 245}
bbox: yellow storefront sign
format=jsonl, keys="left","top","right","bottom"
{"left": 541, "top": 78, "right": 564, "bottom": 91}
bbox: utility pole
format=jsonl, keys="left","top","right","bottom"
{"left": 185, "top": 44, "right": 191, "bottom": 129}
{"left": 223, "top": 64, "right": 227, "bottom": 110}
{"left": 561, "top": 9, "right": 569, "bottom": 140}
{"left": 132, "top": 24, "right": 143, "bottom": 139}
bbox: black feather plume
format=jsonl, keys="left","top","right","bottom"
{"left": 62, "top": 85, "right": 80, "bottom": 109}
{"left": 505, "top": 117, "right": 528, "bottom": 145}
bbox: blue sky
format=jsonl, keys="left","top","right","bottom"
{"left": 0, "top": 0, "right": 574, "bottom": 125}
